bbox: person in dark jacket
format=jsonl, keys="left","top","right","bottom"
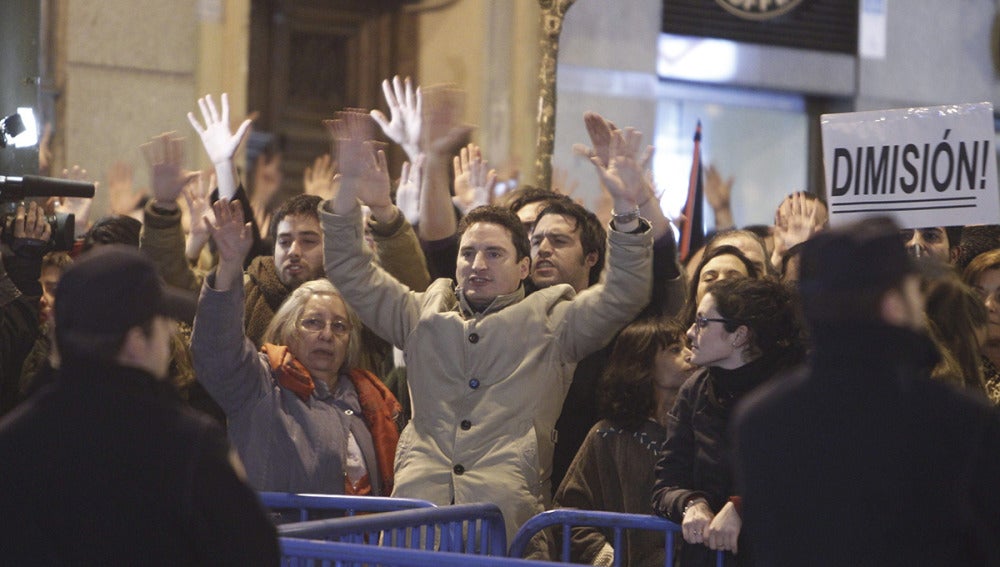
{"left": 527, "top": 318, "right": 694, "bottom": 566}
{"left": 652, "top": 276, "right": 805, "bottom": 566}
{"left": 732, "top": 217, "right": 1000, "bottom": 566}
{"left": 0, "top": 245, "right": 279, "bottom": 566}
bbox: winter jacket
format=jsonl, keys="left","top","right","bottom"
{"left": 192, "top": 275, "right": 398, "bottom": 495}
{"left": 322, "top": 203, "right": 652, "bottom": 541}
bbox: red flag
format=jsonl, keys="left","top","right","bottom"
{"left": 679, "top": 121, "right": 705, "bottom": 263}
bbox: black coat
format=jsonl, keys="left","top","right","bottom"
{"left": 0, "top": 361, "right": 279, "bottom": 566}
{"left": 733, "top": 323, "right": 1000, "bottom": 566}
{"left": 652, "top": 356, "right": 787, "bottom": 567}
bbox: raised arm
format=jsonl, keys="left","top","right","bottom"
{"left": 418, "top": 85, "right": 472, "bottom": 241}
{"left": 771, "top": 191, "right": 824, "bottom": 272}
{"left": 140, "top": 132, "right": 202, "bottom": 291}
{"left": 187, "top": 93, "right": 251, "bottom": 202}
{"left": 556, "top": 126, "right": 653, "bottom": 362}
{"left": 182, "top": 171, "right": 215, "bottom": 264}
{"left": 370, "top": 75, "right": 423, "bottom": 162}
{"left": 322, "top": 111, "right": 422, "bottom": 348}
{"left": 206, "top": 199, "right": 252, "bottom": 292}
{"left": 394, "top": 154, "right": 424, "bottom": 227}
{"left": 452, "top": 143, "right": 497, "bottom": 215}
{"left": 55, "top": 165, "right": 95, "bottom": 239}
{"left": 590, "top": 127, "right": 643, "bottom": 233}
{"left": 705, "top": 165, "right": 735, "bottom": 231}
{"left": 190, "top": 199, "right": 268, "bottom": 416}
{"left": 106, "top": 161, "right": 145, "bottom": 217}
{"left": 303, "top": 153, "right": 338, "bottom": 202}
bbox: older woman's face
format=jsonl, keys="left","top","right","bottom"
{"left": 696, "top": 254, "right": 750, "bottom": 307}
{"left": 289, "top": 295, "right": 351, "bottom": 378}
{"left": 973, "top": 268, "right": 1000, "bottom": 345}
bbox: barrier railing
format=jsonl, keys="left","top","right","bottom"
{"left": 280, "top": 538, "right": 559, "bottom": 567}
{"left": 259, "top": 491, "right": 435, "bottom": 523}
{"left": 508, "top": 508, "right": 725, "bottom": 567}
{"left": 279, "top": 502, "right": 507, "bottom": 556}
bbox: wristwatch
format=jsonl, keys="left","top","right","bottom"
{"left": 611, "top": 205, "right": 640, "bottom": 226}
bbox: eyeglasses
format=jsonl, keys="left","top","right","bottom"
{"left": 693, "top": 315, "right": 732, "bottom": 330}
{"left": 298, "top": 317, "right": 352, "bottom": 336}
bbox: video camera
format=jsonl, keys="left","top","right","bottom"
{"left": 1, "top": 111, "right": 95, "bottom": 250}
{"left": 0, "top": 175, "right": 95, "bottom": 250}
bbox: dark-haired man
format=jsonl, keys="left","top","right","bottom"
{"left": 733, "top": 217, "right": 1000, "bottom": 565}
{"left": 516, "top": 182, "right": 683, "bottom": 494}
{"left": 321, "top": 111, "right": 652, "bottom": 540}
{"left": 0, "top": 246, "right": 278, "bottom": 565}
{"left": 900, "top": 225, "right": 962, "bottom": 264}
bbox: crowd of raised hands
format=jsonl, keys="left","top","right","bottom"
{"left": 18, "top": 73, "right": 829, "bottom": 283}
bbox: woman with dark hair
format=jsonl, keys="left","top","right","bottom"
{"left": 962, "top": 248, "right": 1000, "bottom": 405}
{"left": 924, "top": 271, "right": 988, "bottom": 395}
{"left": 529, "top": 318, "right": 693, "bottom": 566}
{"left": 652, "top": 277, "right": 806, "bottom": 566}
{"left": 81, "top": 215, "right": 142, "bottom": 251}
{"left": 679, "top": 245, "right": 760, "bottom": 326}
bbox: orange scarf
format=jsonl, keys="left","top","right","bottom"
{"left": 261, "top": 344, "right": 401, "bottom": 495}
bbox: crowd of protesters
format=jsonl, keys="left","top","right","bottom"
{"left": 1, "top": 75, "right": 999, "bottom": 564}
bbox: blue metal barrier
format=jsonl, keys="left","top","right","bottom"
{"left": 508, "top": 509, "right": 725, "bottom": 567}
{"left": 259, "top": 492, "right": 436, "bottom": 523}
{"left": 279, "top": 502, "right": 507, "bottom": 556}
{"left": 280, "top": 538, "right": 559, "bottom": 567}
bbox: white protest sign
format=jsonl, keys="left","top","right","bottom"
{"left": 821, "top": 102, "right": 999, "bottom": 228}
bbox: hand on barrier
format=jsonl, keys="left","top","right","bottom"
{"left": 681, "top": 498, "right": 713, "bottom": 546}
{"left": 705, "top": 500, "right": 740, "bottom": 554}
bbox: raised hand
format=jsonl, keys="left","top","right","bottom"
{"left": 187, "top": 93, "right": 252, "bottom": 166}
{"left": 303, "top": 153, "right": 338, "bottom": 201}
{"left": 106, "top": 161, "right": 145, "bottom": 216}
{"left": 590, "top": 128, "right": 647, "bottom": 231}
{"left": 773, "top": 191, "right": 824, "bottom": 255}
{"left": 591, "top": 129, "right": 645, "bottom": 205}
{"left": 572, "top": 111, "right": 615, "bottom": 168}
{"left": 395, "top": 155, "right": 424, "bottom": 226}
{"left": 250, "top": 152, "right": 282, "bottom": 233}
{"left": 141, "top": 132, "right": 198, "bottom": 208}
{"left": 188, "top": 93, "right": 253, "bottom": 203}
{"left": 325, "top": 111, "right": 392, "bottom": 216}
{"left": 370, "top": 75, "right": 422, "bottom": 161}
{"left": 452, "top": 143, "right": 497, "bottom": 214}
{"left": 183, "top": 171, "right": 215, "bottom": 261}
{"left": 38, "top": 122, "right": 53, "bottom": 176}
{"left": 421, "top": 85, "right": 472, "bottom": 157}
{"left": 56, "top": 165, "right": 96, "bottom": 237}
{"left": 551, "top": 166, "right": 579, "bottom": 197}
{"left": 206, "top": 198, "right": 251, "bottom": 290}
{"left": 705, "top": 164, "right": 734, "bottom": 229}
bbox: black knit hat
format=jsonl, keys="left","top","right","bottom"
{"left": 55, "top": 245, "right": 197, "bottom": 352}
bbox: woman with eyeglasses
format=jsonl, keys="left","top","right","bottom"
{"left": 652, "top": 276, "right": 806, "bottom": 566}
{"left": 192, "top": 199, "right": 401, "bottom": 495}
